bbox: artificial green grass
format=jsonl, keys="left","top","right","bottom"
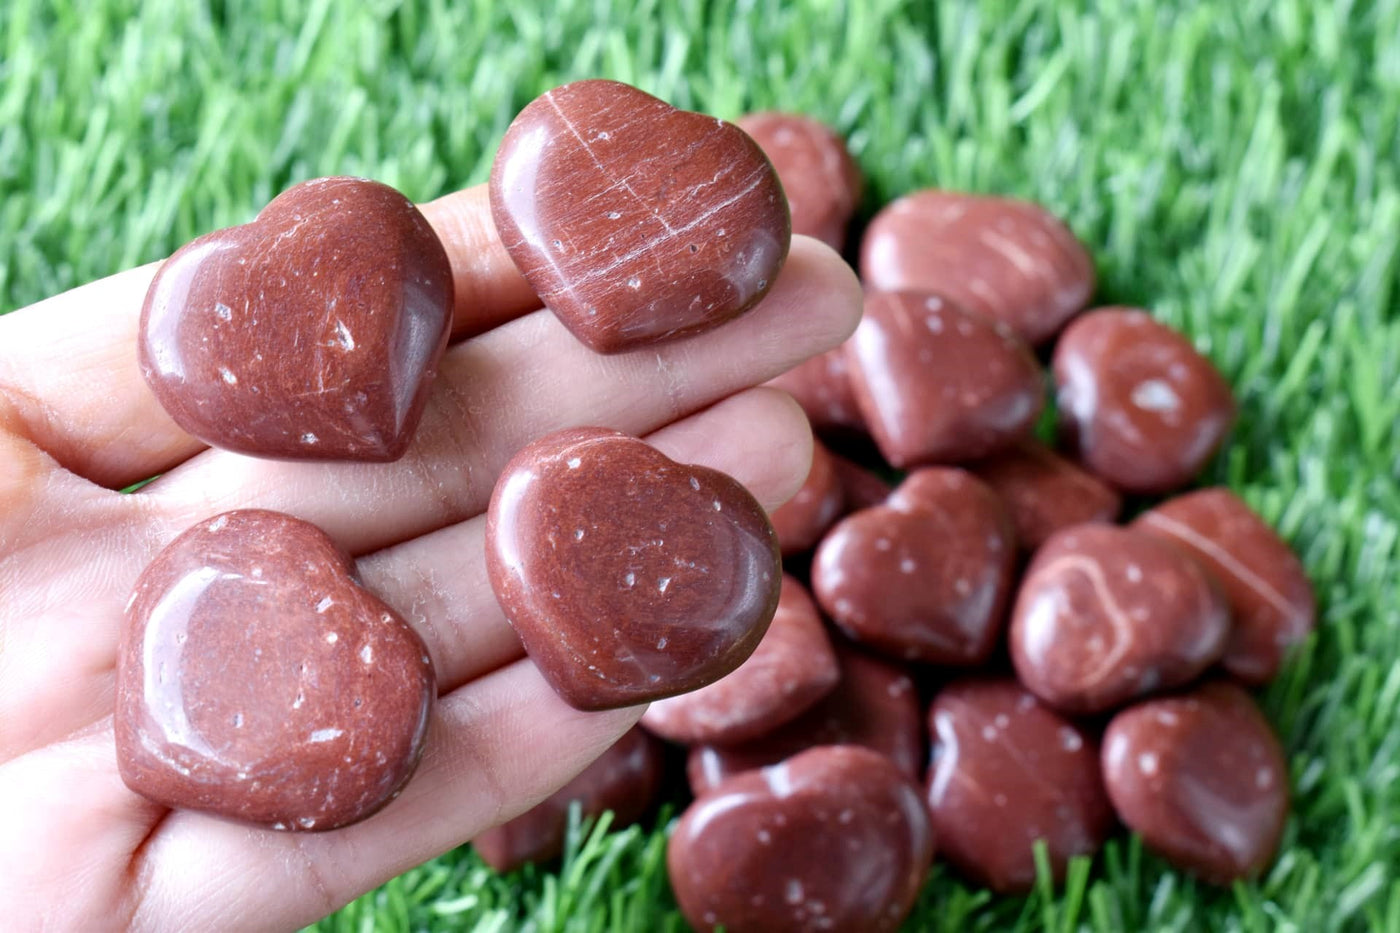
{"left": 3, "top": 0, "right": 1398, "bottom": 929}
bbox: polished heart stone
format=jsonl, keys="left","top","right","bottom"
{"left": 1053, "top": 307, "right": 1236, "bottom": 494}
{"left": 736, "top": 111, "right": 861, "bottom": 250}
{"left": 860, "top": 190, "right": 1095, "bottom": 345}
{"left": 1135, "top": 488, "right": 1315, "bottom": 684}
{"left": 970, "top": 439, "right": 1122, "bottom": 551}
{"left": 669, "top": 745, "right": 934, "bottom": 933}
{"left": 115, "top": 509, "right": 435, "bottom": 831}
{"left": 1009, "top": 524, "right": 1230, "bottom": 714}
{"left": 687, "top": 645, "right": 923, "bottom": 794}
{"left": 926, "top": 679, "right": 1115, "bottom": 894}
{"left": 473, "top": 726, "right": 664, "bottom": 872}
{"left": 769, "top": 439, "right": 845, "bottom": 556}
{"left": 830, "top": 453, "right": 893, "bottom": 511}
{"left": 139, "top": 176, "right": 454, "bottom": 461}
{"left": 642, "top": 576, "right": 839, "bottom": 745}
{"left": 766, "top": 344, "right": 867, "bottom": 434}
{"left": 1102, "top": 682, "right": 1289, "bottom": 884}
{"left": 846, "top": 291, "right": 1045, "bottom": 467}
{"left": 812, "top": 467, "right": 1016, "bottom": 665}
{"left": 490, "top": 80, "right": 790, "bottom": 353}
{"left": 486, "top": 427, "right": 782, "bottom": 710}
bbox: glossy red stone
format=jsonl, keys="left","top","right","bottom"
{"left": 139, "top": 176, "right": 453, "bottom": 461}
{"left": 765, "top": 344, "right": 866, "bottom": 434}
{"left": 830, "top": 453, "right": 893, "bottom": 511}
{"left": 846, "top": 291, "right": 1045, "bottom": 467}
{"left": 812, "top": 468, "right": 1016, "bottom": 666}
{"left": 1053, "top": 307, "right": 1236, "bottom": 494}
{"left": 642, "top": 576, "right": 839, "bottom": 745}
{"left": 115, "top": 510, "right": 435, "bottom": 831}
{"left": 669, "top": 746, "right": 934, "bottom": 933}
{"left": 736, "top": 111, "right": 861, "bottom": 250}
{"left": 769, "top": 439, "right": 845, "bottom": 556}
{"left": 1135, "top": 488, "right": 1315, "bottom": 684}
{"left": 473, "top": 727, "right": 664, "bottom": 872}
{"left": 926, "top": 679, "right": 1115, "bottom": 894}
{"left": 1010, "top": 524, "right": 1230, "bottom": 714}
{"left": 970, "top": 439, "right": 1122, "bottom": 551}
{"left": 1102, "top": 682, "right": 1289, "bottom": 884}
{"left": 485, "top": 427, "right": 781, "bottom": 711}
{"left": 687, "top": 645, "right": 923, "bottom": 795}
{"left": 490, "top": 80, "right": 791, "bottom": 353}
{"left": 860, "top": 190, "right": 1095, "bottom": 344}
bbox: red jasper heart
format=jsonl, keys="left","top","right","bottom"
{"left": 485, "top": 427, "right": 782, "bottom": 711}
{"left": 139, "top": 176, "right": 454, "bottom": 461}
{"left": 490, "top": 80, "right": 791, "bottom": 353}
{"left": 115, "top": 509, "right": 435, "bottom": 831}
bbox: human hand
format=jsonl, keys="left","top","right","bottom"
{"left": 0, "top": 183, "right": 861, "bottom": 930}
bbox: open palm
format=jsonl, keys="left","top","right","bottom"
{"left": 0, "top": 184, "right": 860, "bottom": 931}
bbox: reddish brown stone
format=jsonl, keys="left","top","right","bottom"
{"left": 115, "top": 510, "right": 435, "bottom": 831}
{"left": 1102, "top": 682, "right": 1289, "bottom": 885}
{"left": 812, "top": 468, "right": 1016, "bottom": 666}
{"left": 736, "top": 111, "right": 861, "bottom": 250}
{"left": 830, "top": 454, "right": 892, "bottom": 511}
{"left": 490, "top": 80, "right": 790, "bottom": 353}
{"left": 860, "top": 190, "right": 1094, "bottom": 344}
{"left": 669, "top": 746, "right": 934, "bottom": 933}
{"left": 1135, "top": 488, "right": 1315, "bottom": 684}
{"left": 687, "top": 645, "right": 923, "bottom": 794}
{"left": 1053, "top": 308, "right": 1236, "bottom": 494}
{"left": 138, "top": 176, "right": 453, "bottom": 461}
{"left": 642, "top": 576, "right": 838, "bottom": 745}
{"left": 485, "top": 427, "right": 781, "bottom": 711}
{"left": 970, "top": 439, "right": 1122, "bottom": 551}
{"left": 473, "top": 727, "right": 664, "bottom": 872}
{"left": 769, "top": 440, "right": 845, "bottom": 556}
{"left": 926, "top": 679, "right": 1115, "bottom": 894}
{"left": 766, "top": 344, "right": 866, "bottom": 434}
{"left": 1010, "top": 524, "right": 1230, "bottom": 714}
{"left": 846, "top": 291, "right": 1044, "bottom": 467}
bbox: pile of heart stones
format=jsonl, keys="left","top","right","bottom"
{"left": 116, "top": 78, "right": 1314, "bottom": 931}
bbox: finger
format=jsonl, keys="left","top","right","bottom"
{"left": 145, "top": 235, "right": 860, "bottom": 556}
{"left": 0, "top": 183, "right": 535, "bottom": 490}
{"left": 128, "top": 660, "right": 641, "bottom": 932}
{"left": 360, "top": 386, "right": 813, "bottom": 694}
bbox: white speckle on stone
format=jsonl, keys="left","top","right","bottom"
{"left": 717, "top": 228, "right": 727, "bottom": 236}
{"left": 982, "top": 725, "right": 998, "bottom": 741}
{"left": 214, "top": 302, "right": 232, "bottom": 321}
{"left": 875, "top": 537, "right": 892, "bottom": 551}
{"left": 757, "top": 829, "right": 772, "bottom": 844}
{"left": 900, "top": 558, "right": 917, "bottom": 574}
{"left": 360, "top": 644, "right": 374, "bottom": 664}
{"left": 994, "top": 713, "right": 1010, "bottom": 729}
{"left": 301, "top": 432, "right": 319, "bottom": 445}
{"left": 1059, "top": 727, "right": 1084, "bottom": 752}
{"left": 251, "top": 567, "right": 263, "bottom": 578}
{"left": 606, "top": 210, "right": 621, "bottom": 219}
{"left": 326, "top": 632, "right": 339, "bottom": 644}
{"left": 624, "top": 572, "right": 636, "bottom": 587}
{"left": 316, "top": 596, "right": 334, "bottom": 613}
{"left": 597, "top": 131, "right": 610, "bottom": 140}
{"left": 292, "top": 692, "right": 305, "bottom": 709}
{"left": 657, "top": 637, "right": 668, "bottom": 650}
{"left": 954, "top": 577, "right": 972, "bottom": 596}
{"left": 298, "top": 817, "right": 317, "bottom": 829}
{"left": 1138, "top": 752, "right": 1159, "bottom": 775}
{"left": 713, "top": 500, "right": 722, "bottom": 511}
{"left": 208, "top": 515, "right": 229, "bottom": 532}
{"left": 272, "top": 822, "right": 288, "bottom": 831}
{"left": 1131, "top": 379, "right": 1181, "bottom": 412}
{"left": 690, "top": 476, "right": 701, "bottom": 490}
{"left": 232, "top": 712, "right": 244, "bottom": 728}
{"left": 1256, "top": 767, "right": 1274, "bottom": 789}
{"left": 219, "top": 367, "right": 238, "bottom": 385}
{"left": 785, "top": 879, "right": 805, "bottom": 905}
{"left": 658, "top": 576, "right": 672, "bottom": 593}
{"left": 574, "top": 528, "right": 585, "bottom": 541}
{"left": 1126, "top": 563, "right": 1143, "bottom": 583}
{"left": 236, "top": 771, "right": 248, "bottom": 780}
{"left": 567, "top": 457, "right": 582, "bottom": 469}
{"left": 309, "top": 728, "right": 343, "bottom": 743}
{"left": 627, "top": 276, "right": 642, "bottom": 289}
{"left": 333, "top": 320, "right": 355, "bottom": 350}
